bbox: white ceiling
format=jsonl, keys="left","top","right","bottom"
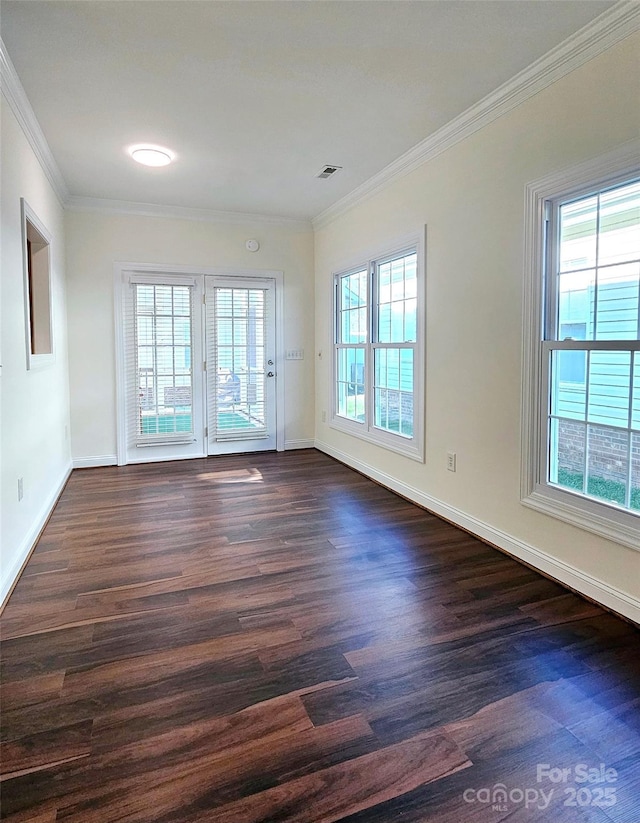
{"left": 0, "top": 0, "right": 616, "bottom": 221}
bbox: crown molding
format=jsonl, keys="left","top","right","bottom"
{"left": 312, "top": 1, "right": 640, "bottom": 231}
{"left": 0, "top": 38, "right": 69, "bottom": 205}
{"left": 65, "top": 195, "right": 312, "bottom": 228}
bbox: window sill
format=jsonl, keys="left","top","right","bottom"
{"left": 330, "top": 414, "right": 424, "bottom": 462}
{"left": 27, "top": 352, "right": 55, "bottom": 371}
{"left": 522, "top": 484, "right": 640, "bottom": 553}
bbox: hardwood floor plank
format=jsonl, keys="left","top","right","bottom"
{"left": 0, "top": 720, "right": 92, "bottom": 781}
{"left": 0, "top": 589, "right": 76, "bottom": 616}
{"left": 341, "top": 611, "right": 539, "bottom": 670}
{"left": 21, "top": 558, "right": 69, "bottom": 578}
{"left": 2, "top": 694, "right": 99, "bottom": 745}
{"left": 24, "top": 562, "right": 186, "bottom": 598}
{"left": 1, "top": 594, "right": 191, "bottom": 641}
{"left": 60, "top": 623, "right": 302, "bottom": 699}
{"left": 0, "top": 605, "right": 187, "bottom": 643}
{"left": 206, "top": 730, "right": 470, "bottom": 823}
{"left": 91, "top": 692, "right": 315, "bottom": 758}
{"left": 2, "top": 809, "right": 58, "bottom": 823}
{"left": 519, "top": 592, "right": 605, "bottom": 626}
{"left": 0, "top": 625, "right": 95, "bottom": 682}
{"left": 0, "top": 672, "right": 65, "bottom": 712}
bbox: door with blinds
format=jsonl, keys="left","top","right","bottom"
{"left": 121, "top": 274, "right": 205, "bottom": 464}
{"left": 205, "top": 277, "right": 277, "bottom": 454}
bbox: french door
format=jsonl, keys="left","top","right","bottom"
{"left": 118, "top": 268, "right": 279, "bottom": 464}
{"left": 206, "top": 277, "right": 277, "bottom": 454}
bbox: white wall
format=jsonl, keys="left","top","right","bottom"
{"left": 314, "top": 33, "right": 640, "bottom": 621}
{"left": 65, "top": 211, "right": 315, "bottom": 463}
{"left": 0, "top": 96, "right": 71, "bottom": 602}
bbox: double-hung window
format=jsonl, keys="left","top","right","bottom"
{"left": 332, "top": 240, "right": 424, "bottom": 461}
{"left": 523, "top": 151, "right": 640, "bottom": 550}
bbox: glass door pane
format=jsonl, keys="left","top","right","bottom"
{"left": 207, "top": 278, "right": 277, "bottom": 453}
{"left": 135, "top": 283, "right": 194, "bottom": 440}
{"left": 123, "top": 274, "right": 204, "bottom": 465}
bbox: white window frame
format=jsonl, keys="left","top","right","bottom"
{"left": 330, "top": 231, "right": 425, "bottom": 462}
{"left": 521, "top": 141, "right": 640, "bottom": 552}
{"left": 21, "top": 198, "right": 54, "bottom": 370}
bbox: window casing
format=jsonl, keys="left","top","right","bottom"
{"left": 332, "top": 237, "right": 424, "bottom": 461}
{"left": 522, "top": 146, "right": 640, "bottom": 551}
{"left": 21, "top": 199, "right": 54, "bottom": 370}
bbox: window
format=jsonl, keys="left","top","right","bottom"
{"left": 332, "top": 238, "right": 424, "bottom": 460}
{"left": 522, "top": 149, "right": 640, "bottom": 550}
{"left": 21, "top": 199, "right": 53, "bottom": 369}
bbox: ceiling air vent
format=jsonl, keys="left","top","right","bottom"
{"left": 316, "top": 165, "right": 342, "bottom": 179}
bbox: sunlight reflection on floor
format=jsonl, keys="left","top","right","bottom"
{"left": 196, "top": 468, "right": 264, "bottom": 484}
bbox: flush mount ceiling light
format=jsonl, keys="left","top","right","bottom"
{"left": 128, "top": 144, "right": 175, "bottom": 167}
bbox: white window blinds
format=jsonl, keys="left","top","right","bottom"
{"left": 206, "top": 281, "right": 270, "bottom": 443}
{"left": 125, "top": 280, "right": 196, "bottom": 448}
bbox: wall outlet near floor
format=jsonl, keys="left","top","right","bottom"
{"left": 322, "top": 410, "right": 326, "bottom": 423}
{"left": 18, "top": 477, "right": 24, "bottom": 501}
{"left": 447, "top": 452, "right": 457, "bottom": 472}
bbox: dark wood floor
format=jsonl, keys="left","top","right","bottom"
{"left": 1, "top": 450, "right": 639, "bottom": 823}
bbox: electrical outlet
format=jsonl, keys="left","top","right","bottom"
{"left": 321, "top": 410, "right": 326, "bottom": 423}
{"left": 447, "top": 452, "right": 457, "bottom": 472}
{"left": 18, "top": 477, "right": 24, "bottom": 501}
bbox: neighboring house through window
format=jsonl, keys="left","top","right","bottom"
{"left": 522, "top": 147, "right": 640, "bottom": 549}
{"left": 332, "top": 236, "right": 425, "bottom": 461}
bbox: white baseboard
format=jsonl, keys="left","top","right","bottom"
{"left": 284, "top": 439, "right": 315, "bottom": 450}
{"left": 73, "top": 455, "right": 118, "bottom": 469}
{"left": 315, "top": 440, "right": 640, "bottom": 625}
{"left": 1, "top": 461, "right": 72, "bottom": 608}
